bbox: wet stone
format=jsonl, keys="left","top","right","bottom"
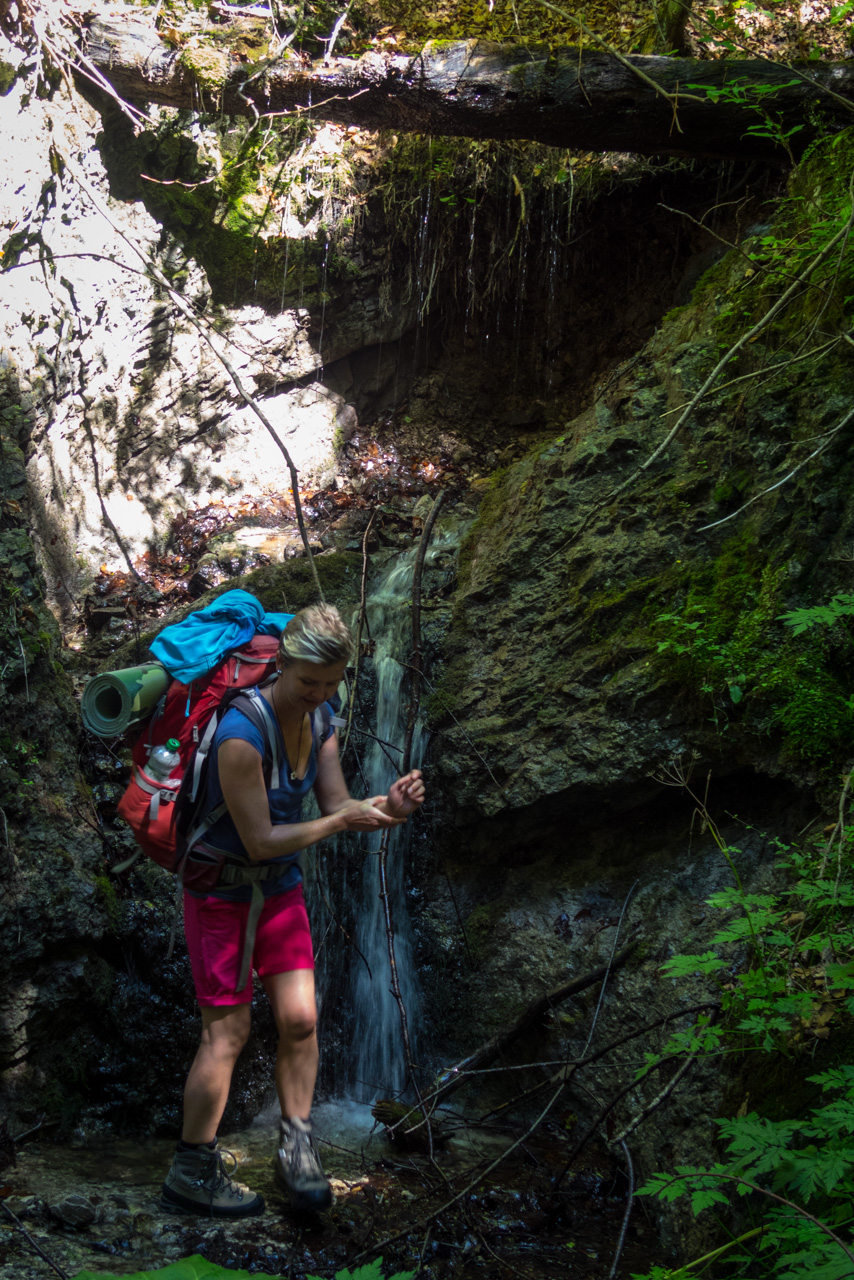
{"left": 46, "top": 1193, "right": 98, "bottom": 1227}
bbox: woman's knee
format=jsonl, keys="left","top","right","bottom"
{"left": 201, "top": 1004, "right": 251, "bottom": 1058}
{"left": 278, "top": 1006, "right": 317, "bottom": 1045}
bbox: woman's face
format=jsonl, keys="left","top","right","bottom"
{"left": 277, "top": 659, "right": 347, "bottom": 714}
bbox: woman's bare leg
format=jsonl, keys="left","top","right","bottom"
{"left": 181, "top": 1003, "right": 251, "bottom": 1144}
{"left": 262, "top": 969, "right": 318, "bottom": 1120}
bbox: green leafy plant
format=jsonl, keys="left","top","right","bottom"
{"left": 779, "top": 593, "right": 854, "bottom": 637}
{"left": 656, "top": 608, "right": 746, "bottom": 724}
{"left": 686, "top": 76, "right": 805, "bottom": 161}
{"left": 71, "top": 1255, "right": 416, "bottom": 1280}
{"left": 654, "top": 568, "right": 854, "bottom": 765}
{"left": 652, "top": 819, "right": 854, "bottom": 1058}
{"left": 634, "top": 1067, "right": 854, "bottom": 1280}
{"left": 632, "top": 776, "right": 854, "bottom": 1280}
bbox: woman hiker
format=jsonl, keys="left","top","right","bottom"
{"left": 160, "top": 604, "right": 425, "bottom": 1216}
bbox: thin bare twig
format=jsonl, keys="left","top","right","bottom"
{"left": 323, "top": 0, "right": 355, "bottom": 62}
{"left": 657, "top": 336, "right": 841, "bottom": 419}
{"left": 376, "top": 498, "right": 445, "bottom": 1147}
{"left": 818, "top": 761, "right": 854, "bottom": 883}
{"left": 81, "top": 416, "right": 148, "bottom": 587}
{"left": 352, "top": 1080, "right": 568, "bottom": 1268}
{"left": 402, "top": 490, "right": 445, "bottom": 774}
{"left": 698, "top": 403, "right": 854, "bottom": 531}
{"left": 343, "top": 509, "right": 376, "bottom": 760}
{"left": 376, "top": 827, "right": 421, "bottom": 1100}
{"left": 611, "top": 1049, "right": 702, "bottom": 1145}
{"left": 433, "top": 941, "right": 639, "bottom": 1109}
{"left": 659, "top": 200, "right": 839, "bottom": 304}
{"left": 554, "top": 1037, "right": 702, "bottom": 1190}
{"left": 475, "top": 999, "right": 720, "bottom": 1125}
{"left": 608, "top": 1139, "right": 635, "bottom": 1280}
{"left": 580, "top": 879, "right": 638, "bottom": 1058}
{"left": 57, "top": 150, "right": 325, "bottom": 602}
{"left": 657, "top": 1169, "right": 854, "bottom": 1268}
{"left": 535, "top": 0, "right": 706, "bottom": 123}
{"left": 317, "top": 884, "right": 372, "bottom": 978}
{"left": 0, "top": 1201, "right": 70, "bottom": 1280}
{"left": 613, "top": 170, "right": 854, "bottom": 502}
{"left": 393, "top": 661, "right": 504, "bottom": 790}
{"left": 540, "top": 171, "right": 854, "bottom": 568}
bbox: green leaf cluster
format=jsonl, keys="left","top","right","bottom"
{"left": 654, "top": 550, "right": 854, "bottom": 765}
{"left": 71, "top": 1256, "right": 416, "bottom": 1280}
{"left": 635, "top": 810, "right": 854, "bottom": 1279}
{"left": 657, "top": 831, "right": 854, "bottom": 1057}
{"left": 779, "top": 594, "right": 854, "bottom": 638}
{"left": 635, "top": 1068, "right": 854, "bottom": 1279}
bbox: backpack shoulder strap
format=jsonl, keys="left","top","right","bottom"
{"left": 230, "top": 689, "right": 281, "bottom": 787}
{"left": 181, "top": 690, "right": 279, "bottom": 854}
{"left": 313, "top": 700, "right": 345, "bottom": 749}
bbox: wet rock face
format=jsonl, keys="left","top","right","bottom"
{"left": 428, "top": 343, "right": 854, "bottom": 834}
{"left": 0, "top": 80, "right": 425, "bottom": 609}
{"left": 1, "top": 339, "right": 364, "bottom": 1135}
{"left": 0, "top": 366, "right": 116, "bottom": 1132}
{"left": 407, "top": 142, "right": 854, "bottom": 1251}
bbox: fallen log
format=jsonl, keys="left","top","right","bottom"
{"left": 371, "top": 1097, "right": 449, "bottom": 1150}
{"left": 80, "top": 14, "right": 854, "bottom": 161}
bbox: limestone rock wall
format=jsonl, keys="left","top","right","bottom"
{"left": 0, "top": 65, "right": 417, "bottom": 615}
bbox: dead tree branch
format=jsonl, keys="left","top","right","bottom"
{"left": 342, "top": 508, "right": 377, "bottom": 761}
{"left": 0, "top": 1202, "right": 69, "bottom": 1280}
{"left": 375, "top": 497, "right": 445, "bottom": 1140}
{"left": 432, "top": 940, "right": 639, "bottom": 1108}
{"left": 402, "top": 490, "right": 445, "bottom": 774}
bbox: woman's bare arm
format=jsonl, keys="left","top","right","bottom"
{"left": 219, "top": 737, "right": 400, "bottom": 863}
{"left": 313, "top": 729, "right": 425, "bottom": 821}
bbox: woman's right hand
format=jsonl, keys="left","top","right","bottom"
{"left": 336, "top": 796, "right": 404, "bottom": 832}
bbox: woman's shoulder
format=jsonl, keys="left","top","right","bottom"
{"left": 215, "top": 692, "right": 272, "bottom": 749}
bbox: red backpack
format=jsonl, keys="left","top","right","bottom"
{"left": 113, "top": 634, "right": 335, "bottom": 991}
{"left": 116, "top": 634, "right": 280, "bottom": 871}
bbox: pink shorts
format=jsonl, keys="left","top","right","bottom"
{"left": 183, "top": 884, "right": 314, "bottom": 1007}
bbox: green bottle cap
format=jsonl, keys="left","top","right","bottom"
{"left": 166, "top": 738, "right": 180, "bottom": 751}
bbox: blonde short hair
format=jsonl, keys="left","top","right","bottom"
{"left": 279, "top": 604, "right": 354, "bottom": 667}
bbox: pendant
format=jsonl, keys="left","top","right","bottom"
{"left": 290, "top": 769, "right": 298, "bottom": 781}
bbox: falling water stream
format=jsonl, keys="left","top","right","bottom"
{"left": 347, "top": 546, "right": 428, "bottom": 1102}
{"left": 310, "top": 537, "right": 455, "bottom": 1105}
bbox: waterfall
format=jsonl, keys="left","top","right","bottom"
{"left": 310, "top": 536, "right": 450, "bottom": 1103}
{"left": 347, "top": 548, "right": 427, "bottom": 1102}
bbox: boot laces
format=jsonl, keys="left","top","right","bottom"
{"left": 193, "top": 1147, "right": 245, "bottom": 1200}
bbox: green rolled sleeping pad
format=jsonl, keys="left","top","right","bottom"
{"left": 81, "top": 662, "right": 169, "bottom": 737}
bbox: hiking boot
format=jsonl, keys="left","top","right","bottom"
{"left": 273, "top": 1116, "right": 333, "bottom": 1211}
{"left": 160, "top": 1143, "right": 265, "bottom": 1217}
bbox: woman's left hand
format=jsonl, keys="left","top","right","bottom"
{"left": 385, "top": 769, "right": 425, "bottom": 819}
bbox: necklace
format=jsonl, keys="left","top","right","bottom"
{"left": 273, "top": 678, "right": 307, "bottom": 781}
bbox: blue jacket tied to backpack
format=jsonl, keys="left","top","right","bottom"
{"left": 150, "top": 589, "right": 293, "bottom": 683}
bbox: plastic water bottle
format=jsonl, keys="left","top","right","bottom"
{"left": 147, "top": 738, "right": 181, "bottom": 781}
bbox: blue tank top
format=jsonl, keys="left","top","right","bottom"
{"left": 195, "top": 692, "right": 333, "bottom": 901}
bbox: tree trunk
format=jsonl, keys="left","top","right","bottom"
{"left": 80, "top": 15, "right": 854, "bottom": 161}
